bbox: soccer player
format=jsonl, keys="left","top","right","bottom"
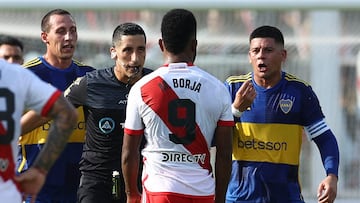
{"left": 225, "top": 25, "right": 339, "bottom": 203}
{"left": 17, "top": 9, "right": 94, "bottom": 203}
{"left": 0, "top": 35, "right": 24, "bottom": 64}
{"left": 65, "top": 22, "right": 152, "bottom": 203}
{"left": 0, "top": 59, "right": 77, "bottom": 203}
{"left": 122, "top": 8, "right": 234, "bottom": 203}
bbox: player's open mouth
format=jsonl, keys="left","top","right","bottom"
{"left": 258, "top": 63, "right": 267, "bottom": 71}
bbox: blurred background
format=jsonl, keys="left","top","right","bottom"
{"left": 1, "top": 0, "right": 359, "bottom": 202}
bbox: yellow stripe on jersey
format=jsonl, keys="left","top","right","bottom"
{"left": 232, "top": 122, "right": 303, "bottom": 165}
{"left": 226, "top": 72, "right": 252, "bottom": 84}
{"left": 18, "top": 145, "right": 27, "bottom": 173}
{"left": 19, "top": 107, "right": 86, "bottom": 145}
{"left": 23, "top": 58, "right": 42, "bottom": 68}
{"left": 284, "top": 73, "right": 309, "bottom": 86}
{"left": 23, "top": 58, "right": 88, "bottom": 68}
{"left": 73, "top": 59, "right": 86, "bottom": 67}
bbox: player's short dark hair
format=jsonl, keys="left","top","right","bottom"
{"left": 0, "top": 35, "right": 24, "bottom": 51}
{"left": 112, "top": 22, "right": 146, "bottom": 47}
{"left": 41, "top": 9, "right": 74, "bottom": 32}
{"left": 249, "top": 25, "right": 284, "bottom": 46}
{"left": 161, "top": 8, "right": 196, "bottom": 54}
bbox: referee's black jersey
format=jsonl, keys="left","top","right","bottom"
{"left": 65, "top": 67, "right": 152, "bottom": 177}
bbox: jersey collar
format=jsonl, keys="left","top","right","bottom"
{"left": 163, "top": 62, "right": 194, "bottom": 67}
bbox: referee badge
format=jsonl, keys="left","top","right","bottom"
{"left": 99, "top": 117, "right": 115, "bottom": 134}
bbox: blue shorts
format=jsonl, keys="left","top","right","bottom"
{"left": 18, "top": 143, "right": 83, "bottom": 203}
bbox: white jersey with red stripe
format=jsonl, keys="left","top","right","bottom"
{"left": 0, "top": 59, "right": 60, "bottom": 201}
{"left": 124, "top": 63, "right": 234, "bottom": 197}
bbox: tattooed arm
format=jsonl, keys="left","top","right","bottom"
{"left": 32, "top": 94, "right": 78, "bottom": 172}
{"left": 21, "top": 110, "right": 50, "bottom": 135}
{"left": 15, "top": 94, "right": 77, "bottom": 201}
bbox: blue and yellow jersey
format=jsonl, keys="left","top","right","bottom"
{"left": 17, "top": 57, "right": 94, "bottom": 202}
{"left": 22, "top": 57, "right": 94, "bottom": 91}
{"left": 18, "top": 107, "right": 86, "bottom": 145}
{"left": 225, "top": 71, "right": 325, "bottom": 202}
{"left": 18, "top": 57, "right": 94, "bottom": 147}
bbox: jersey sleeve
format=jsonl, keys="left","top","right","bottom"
{"left": 301, "top": 85, "right": 325, "bottom": 126}
{"left": 223, "top": 80, "right": 232, "bottom": 96}
{"left": 217, "top": 85, "right": 235, "bottom": 127}
{"left": 24, "top": 68, "right": 60, "bottom": 116}
{"left": 124, "top": 83, "right": 144, "bottom": 136}
{"left": 64, "top": 76, "right": 87, "bottom": 107}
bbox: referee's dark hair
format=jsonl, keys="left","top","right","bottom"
{"left": 112, "top": 22, "right": 146, "bottom": 47}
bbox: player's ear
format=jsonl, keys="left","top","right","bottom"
{"left": 111, "top": 51, "right": 116, "bottom": 59}
{"left": 191, "top": 39, "right": 197, "bottom": 52}
{"left": 158, "top": 39, "right": 164, "bottom": 52}
{"left": 41, "top": 32, "right": 49, "bottom": 44}
{"left": 281, "top": 49, "right": 287, "bottom": 62}
{"left": 110, "top": 47, "right": 117, "bottom": 59}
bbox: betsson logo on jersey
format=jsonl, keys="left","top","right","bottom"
{"left": 237, "top": 138, "right": 288, "bottom": 151}
{"left": 42, "top": 121, "right": 85, "bottom": 131}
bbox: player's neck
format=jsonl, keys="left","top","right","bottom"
{"left": 254, "top": 72, "right": 282, "bottom": 89}
{"left": 164, "top": 52, "right": 194, "bottom": 64}
{"left": 43, "top": 54, "right": 73, "bottom": 69}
